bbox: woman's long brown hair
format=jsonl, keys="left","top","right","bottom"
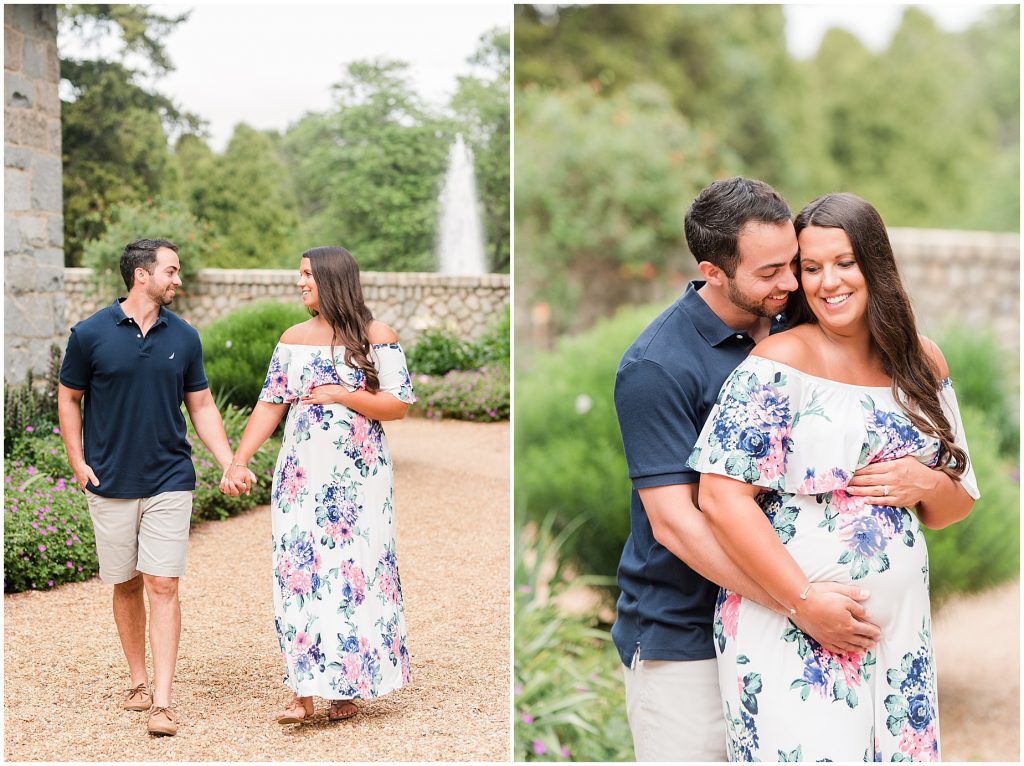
{"left": 789, "top": 193, "right": 967, "bottom": 478}
{"left": 304, "top": 246, "right": 380, "bottom": 393}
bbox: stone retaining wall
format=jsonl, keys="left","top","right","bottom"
{"left": 4, "top": 4, "right": 63, "bottom": 383}
{"left": 64, "top": 269, "right": 511, "bottom": 342}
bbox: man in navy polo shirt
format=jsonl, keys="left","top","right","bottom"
{"left": 612, "top": 179, "right": 885, "bottom": 760}
{"left": 58, "top": 238, "right": 251, "bottom": 737}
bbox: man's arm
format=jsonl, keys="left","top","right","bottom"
{"left": 641, "top": 483, "right": 784, "bottom": 612}
{"left": 183, "top": 388, "right": 238, "bottom": 474}
{"left": 57, "top": 384, "right": 100, "bottom": 490}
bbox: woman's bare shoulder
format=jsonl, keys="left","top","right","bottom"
{"left": 367, "top": 321, "right": 399, "bottom": 344}
{"left": 919, "top": 335, "right": 950, "bottom": 378}
{"left": 749, "top": 326, "right": 817, "bottom": 369}
{"left": 279, "top": 319, "right": 317, "bottom": 344}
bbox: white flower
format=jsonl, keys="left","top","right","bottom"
{"left": 225, "top": 340, "right": 233, "bottom": 349}
{"left": 574, "top": 394, "right": 593, "bottom": 415}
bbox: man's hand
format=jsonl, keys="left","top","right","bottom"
{"left": 70, "top": 459, "right": 100, "bottom": 490}
{"left": 220, "top": 463, "right": 257, "bottom": 496}
{"left": 847, "top": 456, "right": 939, "bottom": 507}
{"left": 790, "top": 583, "right": 881, "bottom": 654}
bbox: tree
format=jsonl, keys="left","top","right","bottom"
{"left": 180, "top": 125, "right": 300, "bottom": 268}
{"left": 516, "top": 83, "right": 738, "bottom": 333}
{"left": 59, "top": 5, "right": 202, "bottom": 265}
{"left": 281, "top": 60, "right": 451, "bottom": 271}
{"left": 452, "top": 28, "right": 511, "bottom": 272}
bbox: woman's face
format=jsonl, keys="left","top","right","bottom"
{"left": 296, "top": 257, "right": 319, "bottom": 312}
{"left": 797, "top": 225, "right": 869, "bottom": 335}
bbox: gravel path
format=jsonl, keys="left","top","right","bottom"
{"left": 4, "top": 418, "right": 510, "bottom": 762}
{"left": 933, "top": 578, "right": 1019, "bottom": 762}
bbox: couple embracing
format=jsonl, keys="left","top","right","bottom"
{"left": 613, "top": 178, "right": 979, "bottom": 762}
{"left": 58, "top": 240, "right": 415, "bottom": 736}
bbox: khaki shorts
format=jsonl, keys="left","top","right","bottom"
{"left": 84, "top": 490, "right": 192, "bottom": 584}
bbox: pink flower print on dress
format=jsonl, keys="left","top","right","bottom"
{"left": 719, "top": 592, "right": 742, "bottom": 640}
{"left": 294, "top": 631, "right": 312, "bottom": 652}
{"left": 278, "top": 554, "right": 295, "bottom": 579}
{"left": 342, "top": 653, "right": 361, "bottom": 682}
{"left": 360, "top": 441, "right": 378, "bottom": 466}
{"left": 288, "top": 569, "right": 312, "bottom": 595}
{"left": 830, "top": 488, "right": 862, "bottom": 516}
{"left": 797, "top": 466, "right": 849, "bottom": 495}
{"left": 834, "top": 651, "right": 864, "bottom": 688}
{"left": 351, "top": 415, "right": 370, "bottom": 444}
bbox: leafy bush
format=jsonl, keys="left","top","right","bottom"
{"left": 201, "top": 300, "right": 310, "bottom": 409}
{"left": 472, "top": 305, "right": 511, "bottom": 368}
{"left": 935, "top": 326, "right": 1018, "bottom": 457}
{"left": 516, "top": 304, "right": 659, "bottom": 578}
{"left": 406, "top": 307, "right": 511, "bottom": 376}
{"left": 405, "top": 327, "right": 478, "bottom": 376}
{"left": 923, "top": 405, "right": 1020, "bottom": 604}
{"left": 411, "top": 365, "right": 510, "bottom": 422}
{"left": 4, "top": 345, "right": 62, "bottom": 455}
{"left": 7, "top": 428, "right": 71, "bottom": 480}
{"left": 515, "top": 516, "right": 632, "bottom": 762}
{"left": 81, "top": 197, "right": 220, "bottom": 303}
{"left": 4, "top": 466, "right": 97, "bottom": 592}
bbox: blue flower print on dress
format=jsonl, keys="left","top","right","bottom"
{"left": 783, "top": 622, "right": 875, "bottom": 709}
{"left": 328, "top": 632, "right": 384, "bottom": 699}
{"left": 272, "top": 452, "right": 309, "bottom": 514}
{"left": 860, "top": 397, "right": 927, "bottom": 465}
{"left": 313, "top": 467, "right": 364, "bottom": 550}
{"left": 274, "top": 525, "right": 325, "bottom": 610}
{"left": 883, "top": 619, "right": 940, "bottom": 761}
{"left": 334, "top": 413, "right": 388, "bottom": 478}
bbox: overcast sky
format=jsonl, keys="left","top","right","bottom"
{"left": 58, "top": 3, "right": 993, "bottom": 152}
{"left": 61, "top": 4, "right": 511, "bottom": 151}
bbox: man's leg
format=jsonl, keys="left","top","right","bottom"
{"left": 143, "top": 574, "right": 180, "bottom": 708}
{"left": 112, "top": 574, "right": 149, "bottom": 687}
{"left": 137, "top": 491, "right": 192, "bottom": 710}
{"left": 623, "top": 654, "right": 727, "bottom": 761}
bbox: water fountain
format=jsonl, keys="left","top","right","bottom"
{"left": 436, "top": 134, "right": 487, "bottom": 274}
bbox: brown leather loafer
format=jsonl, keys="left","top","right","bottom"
{"left": 147, "top": 706, "right": 177, "bottom": 736}
{"left": 124, "top": 683, "right": 151, "bottom": 712}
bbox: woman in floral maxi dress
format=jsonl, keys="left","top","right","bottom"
{"left": 224, "top": 246, "right": 415, "bottom": 724}
{"left": 688, "top": 194, "right": 979, "bottom": 761}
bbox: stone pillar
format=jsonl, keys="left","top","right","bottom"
{"left": 4, "top": 4, "right": 63, "bottom": 383}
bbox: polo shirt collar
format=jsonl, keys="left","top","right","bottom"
{"left": 680, "top": 281, "right": 744, "bottom": 347}
{"left": 109, "top": 298, "right": 169, "bottom": 328}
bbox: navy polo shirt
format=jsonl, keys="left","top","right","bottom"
{"left": 611, "top": 281, "right": 785, "bottom": 666}
{"left": 59, "top": 299, "right": 208, "bottom": 499}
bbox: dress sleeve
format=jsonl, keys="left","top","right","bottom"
{"left": 258, "top": 344, "right": 297, "bottom": 404}
{"left": 939, "top": 380, "right": 981, "bottom": 500}
{"left": 372, "top": 343, "right": 416, "bottom": 404}
{"left": 687, "top": 356, "right": 803, "bottom": 493}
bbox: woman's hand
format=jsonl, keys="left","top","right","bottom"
{"left": 220, "top": 462, "right": 257, "bottom": 496}
{"left": 301, "top": 385, "right": 348, "bottom": 406}
{"left": 847, "top": 456, "right": 939, "bottom": 507}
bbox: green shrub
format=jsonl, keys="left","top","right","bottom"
{"left": 472, "top": 305, "right": 511, "bottom": 368}
{"left": 935, "top": 326, "right": 1018, "bottom": 457}
{"left": 923, "top": 404, "right": 1020, "bottom": 604}
{"left": 411, "top": 364, "right": 510, "bottom": 422}
{"left": 4, "top": 466, "right": 97, "bottom": 592}
{"left": 81, "top": 198, "right": 220, "bottom": 303}
{"left": 7, "top": 429, "right": 72, "bottom": 480}
{"left": 406, "top": 327, "right": 478, "bottom": 376}
{"left": 4, "top": 345, "right": 62, "bottom": 455}
{"left": 514, "top": 516, "right": 632, "bottom": 762}
{"left": 201, "top": 300, "right": 310, "bottom": 409}
{"left": 516, "top": 304, "right": 660, "bottom": 579}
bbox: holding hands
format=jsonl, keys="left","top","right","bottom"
{"left": 220, "top": 462, "right": 258, "bottom": 497}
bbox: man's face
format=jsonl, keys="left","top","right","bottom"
{"left": 142, "top": 247, "right": 182, "bottom": 306}
{"left": 724, "top": 221, "right": 799, "bottom": 319}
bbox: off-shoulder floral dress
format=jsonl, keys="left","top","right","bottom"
{"left": 687, "top": 356, "right": 979, "bottom": 762}
{"left": 258, "top": 342, "right": 416, "bottom": 700}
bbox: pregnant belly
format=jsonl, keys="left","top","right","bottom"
{"left": 780, "top": 500, "right": 929, "bottom": 632}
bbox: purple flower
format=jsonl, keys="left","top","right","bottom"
{"left": 521, "top": 713, "right": 534, "bottom": 724}
{"left": 561, "top": 746, "right": 571, "bottom": 757}
{"left": 25, "top": 426, "right": 33, "bottom": 432}
{"left": 37, "top": 544, "right": 46, "bottom": 552}
{"left": 841, "top": 515, "right": 887, "bottom": 558}
{"left": 532, "top": 740, "right": 546, "bottom": 755}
